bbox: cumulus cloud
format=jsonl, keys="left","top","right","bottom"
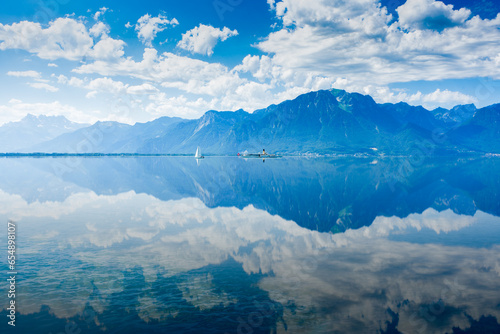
{"left": 146, "top": 93, "right": 218, "bottom": 119}
{"left": 0, "top": 17, "right": 125, "bottom": 61}
{"left": 88, "top": 22, "right": 126, "bottom": 60}
{"left": 234, "top": 55, "right": 275, "bottom": 82}
{"left": 89, "top": 22, "right": 109, "bottom": 37}
{"left": 86, "top": 77, "right": 127, "bottom": 95}
{"left": 233, "top": 54, "right": 334, "bottom": 93}
{"left": 93, "top": 7, "right": 109, "bottom": 21}
{"left": 397, "top": 0, "right": 471, "bottom": 31}
{"left": 274, "top": 0, "right": 390, "bottom": 32}
{"left": 75, "top": 48, "right": 241, "bottom": 95}
{"left": 54, "top": 74, "right": 85, "bottom": 88}
{"left": 89, "top": 36, "right": 125, "bottom": 60}
{"left": 177, "top": 24, "right": 238, "bottom": 56}
{"left": 73, "top": 47, "right": 345, "bottom": 117}
{"left": 135, "top": 14, "right": 179, "bottom": 47}
{"left": 74, "top": 47, "right": 284, "bottom": 115}
{"left": 0, "top": 18, "right": 94, "bottom": 60}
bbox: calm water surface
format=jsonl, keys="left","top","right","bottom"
{"left": 0, "top": 156, "right": 499, "bottom": 333}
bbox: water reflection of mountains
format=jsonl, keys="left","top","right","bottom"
{"left": 1, "top": 156, "right": 499, "bottom": 233}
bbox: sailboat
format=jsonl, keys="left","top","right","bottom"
{"left": 195, "top": 146, "right": 204, "bottom": 159}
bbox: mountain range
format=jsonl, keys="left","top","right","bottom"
{"left": 2, "top": 88, "right": 499, "bottom": 154}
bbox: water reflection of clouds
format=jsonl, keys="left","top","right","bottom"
{"left": 0, "top": 190, "right": 499, "bottom": 333}
{"left": 340, "top": 208, "right": 480, "bottom": 240}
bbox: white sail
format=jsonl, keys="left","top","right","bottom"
{"left": 195, "top": 146, "right": 201, "bottom": 158}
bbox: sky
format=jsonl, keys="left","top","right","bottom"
{"left": 1, "top": 0, "right": 500, "bottom": 125}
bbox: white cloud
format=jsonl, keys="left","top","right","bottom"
{"left": 28, "top": 82, "right": 59, "bottom": 92}
{"left": 86, "top": 77, "right": 127, "bottom": 95}
{"left": 356, "top": 85, "right": 478, "bottom": 110}
{"left": 223, "top": 81, "right": 273, "bottom": 110}
{"left": 93, "top": 7, "right": 109, "bottom": 21}
{"left": 0, "top": 17, "right": 126, "bottom": 62}
{"left": 7, "top": 70, "right": 41, "bottom": 78}
{"left": 89, "top": 36, "right": 125, "bottom": 60}
{"left": 397, "top": 0, "right": 471, "bottom": 31}
{"left": 145, "top": 80, "right": 275, "bottom": 119}
{"left": 146, "top": 93, "right": 218, "bottom": 119}
{"left": 177, "top": 24, "right": 238, "bottom": 56}
{"left": 73, "top": 47, "right": 336, "bottom": 116}
{"left": 0, "top": 18, "right": 94, "bottom": 60}
{"left": 74, "top": 48, "right": 239, "bottom": 95}
{"left": 127, "top": 83, "right": 158, "bottom": 95}
{"left": 57, "top": 74, "right": 159, "bottom": 99}
{"left": 54, "top": 74, "right": 85, "bottom": 87}
{"left": 89, "top": 22, "right": 109, "bottom": 37}
{"left": 85, "top": 91, "right": 98, "bottom": 99}
{"left": 54, "top": 74, "right": 68, "bottom": 84}
{"left": 47, "top": 63, "right": 58, "bottom": 67}
{"left": 420, "top": 89, "right": 478, "bottom": 108}
{"left": 68, "top": 76, "right": 85, "bottom": 87}
{"left": 233, "top": 54, "right": 334, "bottom": 92}
{"left": 135, "top": 14, "right": 179, "bottom": 47}
{"left": 257, "top": 0, "right": 500, "bottom": 88}
{"left": 274, "top": 0, "right": 388, "bottom": 30}
{"left": 234, "top": 55, "right": 276, "bottom": 82}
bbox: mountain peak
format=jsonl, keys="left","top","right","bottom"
{"left": 433, "top": 103, "right": 477, "bottom": 124}
{"left": 451, "top": 104, "right": 476, "bottom": 112}
{"left": 23, "top": 113, "right": 37, "bottom": 120}
{"left": 20, "top": 113, "right": 73, "bottom": 124}
{"left": 21, "top": 113, "right": 44, "bottom": 124}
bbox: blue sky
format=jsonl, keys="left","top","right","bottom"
{"left": 1, "top": 0, "right": 500, "bottom": 125}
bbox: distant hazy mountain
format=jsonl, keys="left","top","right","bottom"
{"left": 26, "top": 121, "right": 132, "bottom": 153}
{"left": 0, "top": 114, "right": 88, "bottom": 152}
{"left": 7, "top": 89, "right": 500, "bottom": 154}
{"left": 26, "top": 116, "right": 186, "bottom": 153}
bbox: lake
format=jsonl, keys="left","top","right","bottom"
{"left": 1, "top": 156, "right": 500, "bottom": 333}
